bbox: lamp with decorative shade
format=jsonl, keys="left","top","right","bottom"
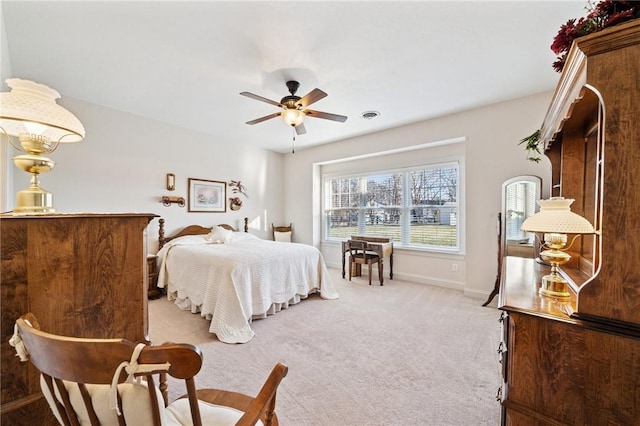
{"left": 0, "top": 78, "right": 85, "bottom": 214}
{"left": 520, "top": 197, "right": 595, "bottom": 300}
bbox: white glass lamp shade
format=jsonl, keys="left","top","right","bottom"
{"left": 0, "top": 78, "right": 85, "bottom": 143}
{"left": 521, "top": 197, "right": 594, "bottom": 234}
{"left": 281, "top": 108, "right": 304, "bottom": 127}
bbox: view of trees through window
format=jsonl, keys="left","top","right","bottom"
{"left": 324, "top": 163, "right": 459, "bottom": 249}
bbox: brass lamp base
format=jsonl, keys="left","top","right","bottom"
{"left": 538, "top": 244, "right": 572, "bottom": 301}
{"left": 539, "top": 272, "right": 571, "bottom": 300}
{"left": 12, "top": 152, "right": 56, "bottom": 215}
{"left": 13, "top": 175, "right": 55, "bottom": 215}
{"left": 14, "top": 186, "right": 55, "bottom": 214}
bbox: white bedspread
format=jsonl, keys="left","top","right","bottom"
{"left": 156, "top": 233, "right": 338, "bottom": 343}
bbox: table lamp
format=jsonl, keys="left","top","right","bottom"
{"left": 520, "top": 197, "right": 595, "bottom": 300}
{"left": 0, "top": 78, "right": 85, "bottom": 214}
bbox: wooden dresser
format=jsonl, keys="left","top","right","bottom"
{"left": 0, "top": 213, "right": 157, "bottom": 425}
{"left": 498, "top": 21, "right": 640, "bottom": 425}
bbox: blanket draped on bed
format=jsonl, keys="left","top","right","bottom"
{"left": 157, "top": 234, "right": 338, "bottom": 343}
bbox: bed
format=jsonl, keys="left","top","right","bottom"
{"left": 156, "top": 219, "right": 339, "bottom": 344}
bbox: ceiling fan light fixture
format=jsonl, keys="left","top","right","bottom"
{"left": 281, "top": 108, "right": 304, "bottom": 126}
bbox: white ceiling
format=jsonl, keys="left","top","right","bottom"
{"left": 2, "top": 1, "right": 585, "bottom": 153}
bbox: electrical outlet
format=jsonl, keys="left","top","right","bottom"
{"left": 452, "top": 263, "right": 458, "bottom": 272}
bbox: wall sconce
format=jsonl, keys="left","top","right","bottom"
{"left": 166, "top": 173, "right": 175, "bottom": 191}
{"left": 0, "top": 78, "right": 85, "bottom": 214}
{"left": 161, "top": 196, "right": 185, "bottom": 207}
{"left": 520, "top": 197, "right": 595, "bottom": 300}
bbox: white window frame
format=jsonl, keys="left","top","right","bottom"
{"left": 322, "top": 160, "right": 463, "bottom": 253}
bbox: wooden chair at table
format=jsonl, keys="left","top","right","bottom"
{"left": 11, "top": 313, "right": 288, "bottom": 426}
{"left": 347, "top": 239, "right": 383, "bottom": 286}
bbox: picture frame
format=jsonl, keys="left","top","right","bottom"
{"left": 188, "top": 178, "right": 227, "bottom": 212}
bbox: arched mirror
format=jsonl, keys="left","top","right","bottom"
{"left": 484, "top": 175, "right": 542, "bottom": 306}
{"left": 501, "top": 175, "right": 542, "bottom": 258}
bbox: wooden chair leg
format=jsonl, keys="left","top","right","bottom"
{"left": 348, "top": 258, "right": 352, "bottom": 281}
{"left": 368, "top": 263, "right": 372, "bottom": 285}
{"left": 379, "top": 261, "right": 384, "bottom": 286}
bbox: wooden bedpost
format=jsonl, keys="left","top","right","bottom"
{"left": 244, "top": 217, "right": 248, "bottom": 233}
{"left": 158, "top": 218, "right": 165, "bottom": 249}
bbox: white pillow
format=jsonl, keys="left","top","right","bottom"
{"left": 205, "top": 226, "right": 234, "bottom": 244}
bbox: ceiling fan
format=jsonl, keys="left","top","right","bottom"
{"left": 240, "top": 80, "right": 347, "bottom": 136}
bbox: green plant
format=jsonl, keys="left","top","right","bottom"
{"left": 519, "top": 130, "right": 542, "bottom": 163}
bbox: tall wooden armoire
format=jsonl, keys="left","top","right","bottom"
{"left": 498, "top": 20, "right": 640, "bottom": 425}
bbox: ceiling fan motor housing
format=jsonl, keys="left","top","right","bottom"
{"left": 281, "top": 96, "right": 302, "bottom": 109}
{"left": 282, "top": 81, "right": 302, "bottom": 108}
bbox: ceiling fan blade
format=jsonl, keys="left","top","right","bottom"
{"left": 295, "top": 122, "right": 307, "bottom": 135}
{"left": 240, "top": 91, "right": 282, "bottom": 107}
{"left": 304, "top": 109, "right": 348, "bottom": 123}
{"left": 296, "top": 88, "right": 327, "bottom": 108}
{"left": 246, "top": 112, "right": 281, "bottom": 125}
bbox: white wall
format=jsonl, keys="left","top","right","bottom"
{"left": 6, "top": 97, "right": 285, "bottom": 252}
{"left": 282, "top": 92, "right": 553, "bottom": 298}
{"left": 1, "top": 69, "right": 554, "bottom": 299}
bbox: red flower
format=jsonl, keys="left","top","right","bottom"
{"left": 604, "top": 10, "right": 636, "bottom": 27}
{"left": 549, "top": 1, "right": 639, "bottom": 73}
{"left": 550, "top": 19, "right": 577, "bottom": 55}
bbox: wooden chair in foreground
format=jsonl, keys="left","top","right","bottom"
{"left": 271, "top": 223, "right": 292, "bottom": 242}
{"left": 347, "top": 240, "right": 383, "bottom": 286}
{"left": 11, "top": 313, "right": 288, "bottom": 426}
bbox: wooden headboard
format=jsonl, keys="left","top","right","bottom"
{"left": 158, "top": 217, "right": 249, "bottom": 249}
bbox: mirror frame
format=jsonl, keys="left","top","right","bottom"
{"left": 500, "top": 175, "right": 542, "bottom": 258}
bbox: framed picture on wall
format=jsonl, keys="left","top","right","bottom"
{"left": 188, "top": 178, "right": 227, "bottom": 212}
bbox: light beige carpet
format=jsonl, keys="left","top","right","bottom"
{"left": 149, "top": 268, "right": 502, "bottom": 425}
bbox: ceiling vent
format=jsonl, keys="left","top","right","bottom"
{"left": 361, "top": 111, "right": 380, "bottom": 120}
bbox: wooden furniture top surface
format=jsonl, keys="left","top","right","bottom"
{"left": 0, "top": 212, "right": 157, "bottom": 220}
{"left": 499, "top": 256, "right": 640, "bottom": 338}
{"left": 498, "top": 256, "right": 576, "bottom": 322}
{"left": 350, "top": 235, "right": 392, "bottom": 243}
{"left": 348, "top": 236, "right": 393, "bottom": 255}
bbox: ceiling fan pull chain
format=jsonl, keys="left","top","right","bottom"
{"left": 291, "top": 127, "right": 296, "bottom": 154}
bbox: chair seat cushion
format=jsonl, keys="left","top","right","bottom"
{"left": 165, "top": 398, "right": 264, "bottom": 426}
{"left": 273, "top": 230, "right": 292, "bottom": 242}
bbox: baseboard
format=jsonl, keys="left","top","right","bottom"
{"left": 463, "top": 288, "right": 494, "bottom": 300}
{"left": 326, "top": 263, "right": 464, "bottom": 291}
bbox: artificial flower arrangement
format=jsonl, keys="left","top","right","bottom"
{"left": 229, "top": 197, "right": 243, "bottom": 210}
{"left": 521, "top": 0, "right": 639, "bottom": 161}
{"left": 551, "top": 0, "right": 639, "bottom": 73}
{"left": 228, "top": 180, "right": 248, "bottom": 210}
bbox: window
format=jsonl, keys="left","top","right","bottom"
{"left": 324, "top": 162, "right": 460, "bottom": 251}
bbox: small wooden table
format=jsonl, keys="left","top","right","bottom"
{"left": 341, "top": 236, "right": 393, "bottom": 280}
